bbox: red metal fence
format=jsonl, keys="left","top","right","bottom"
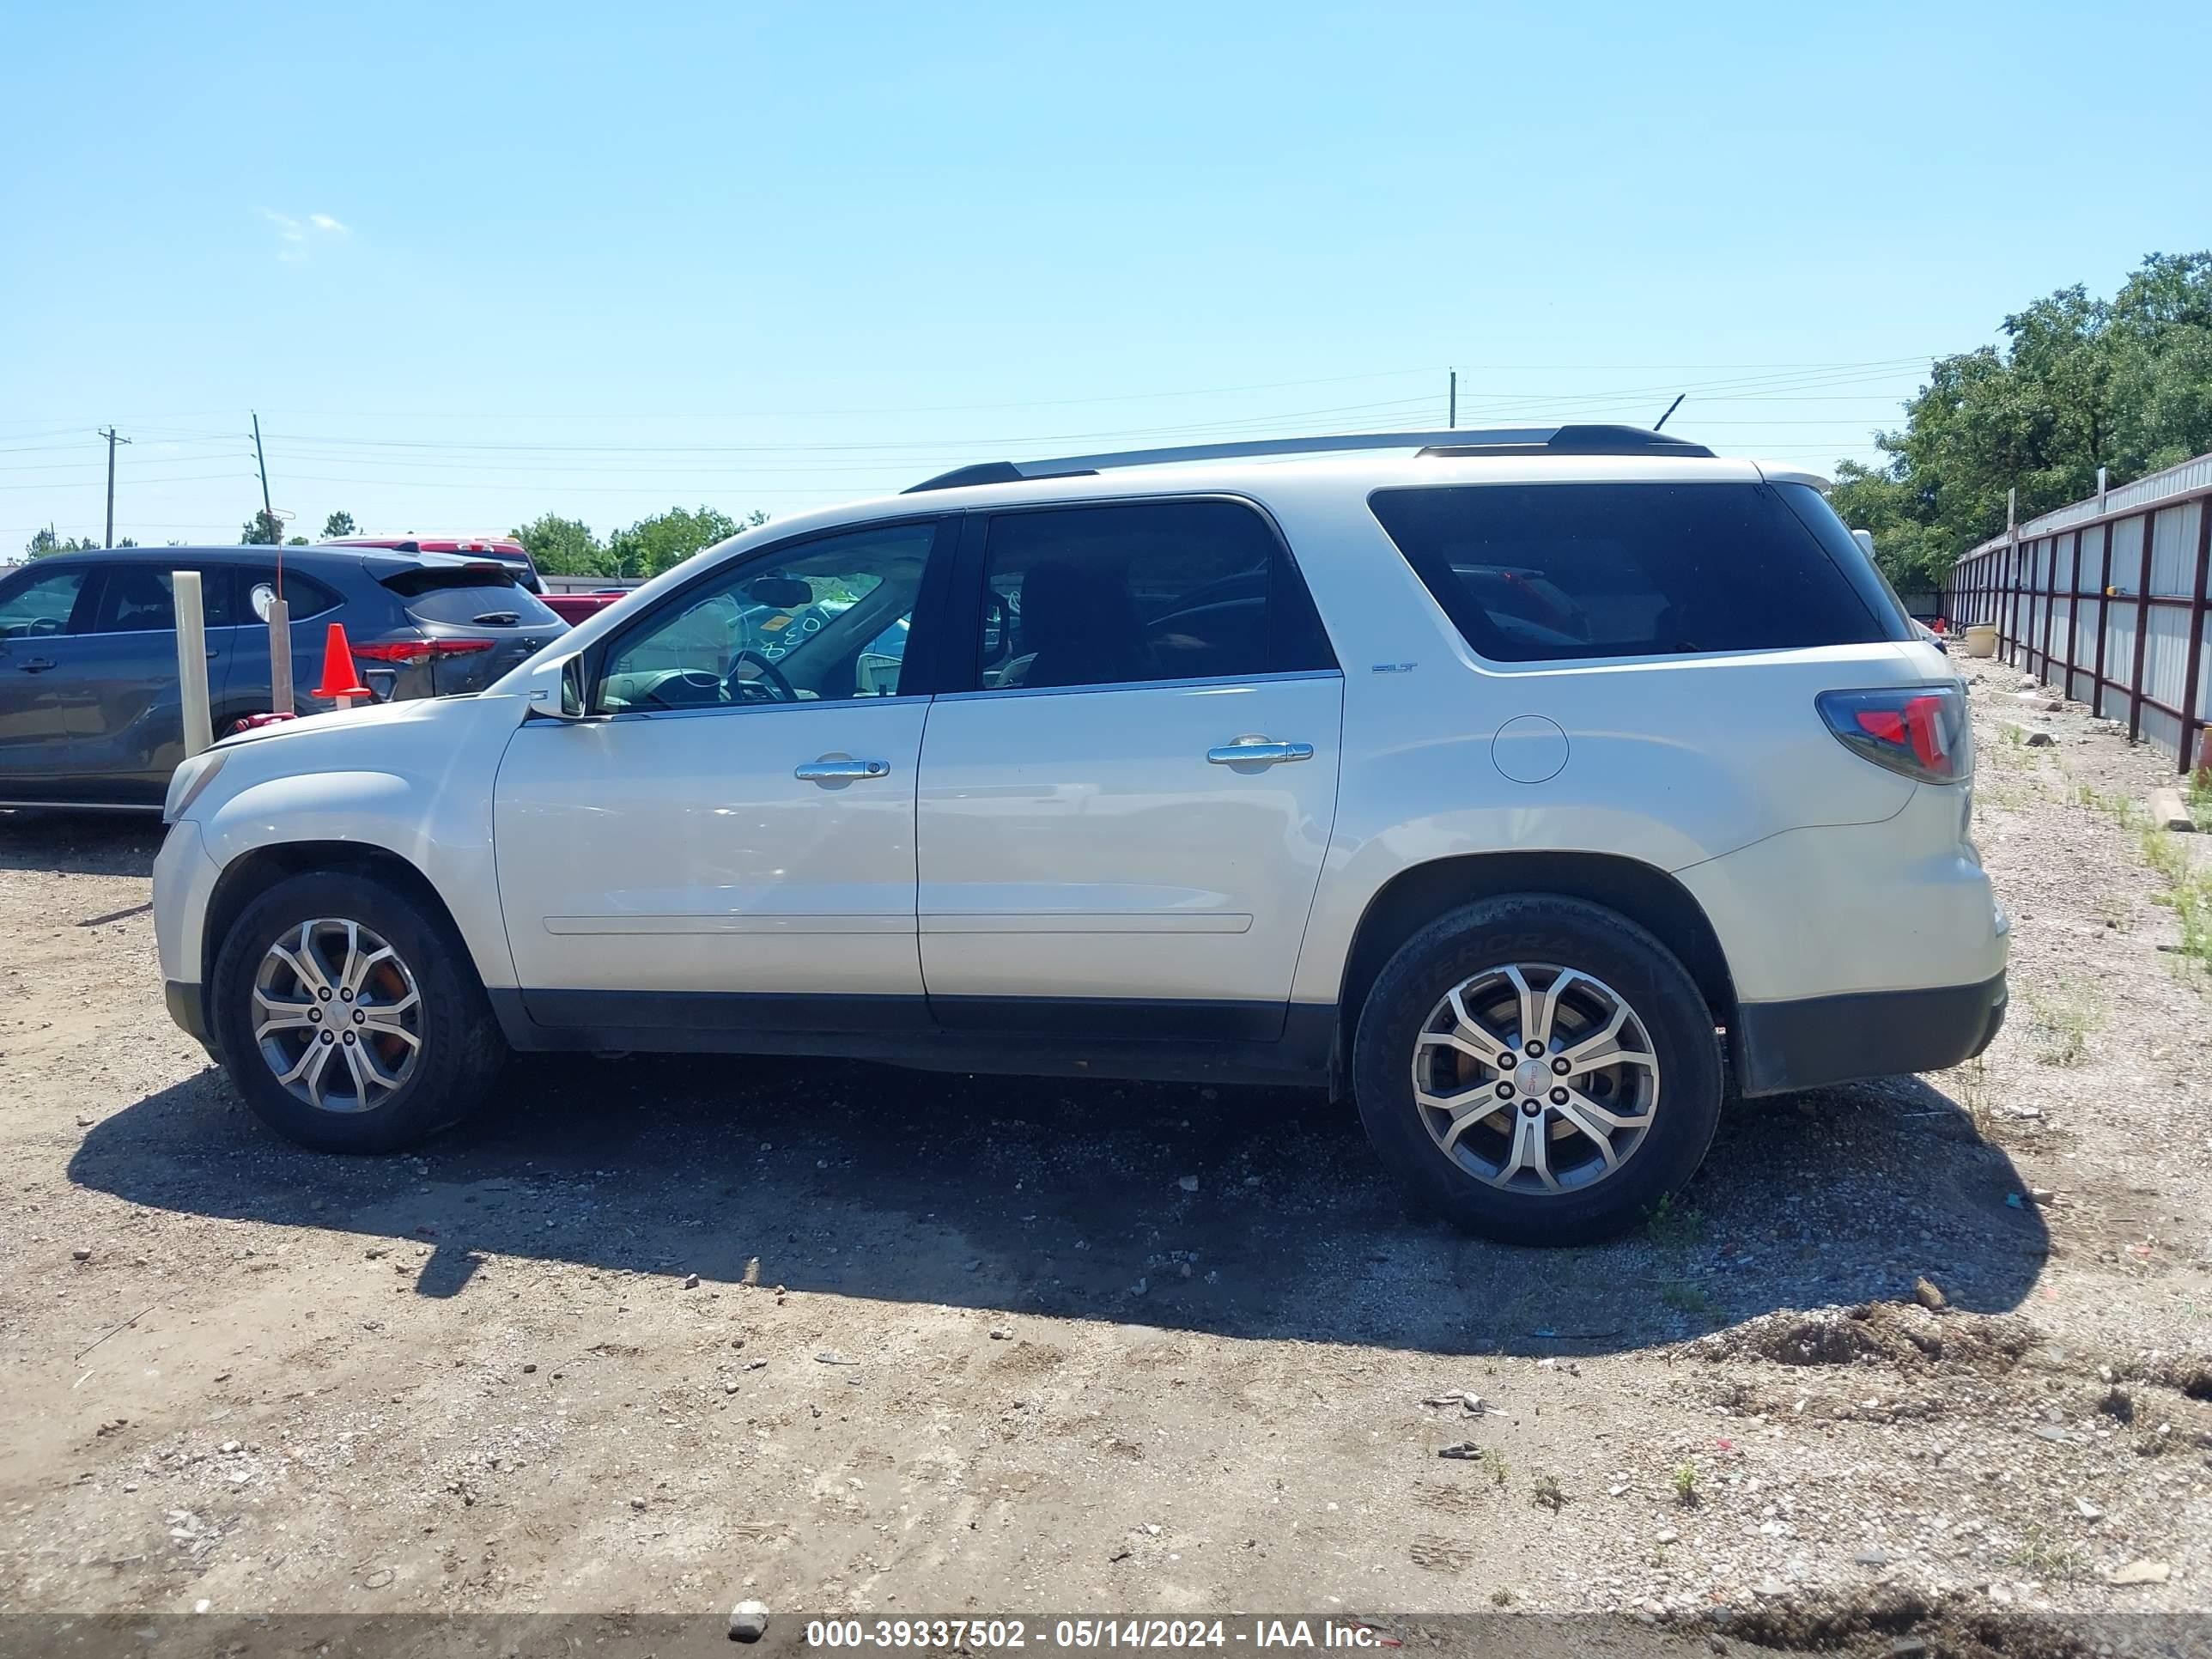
{"left": 1947, "top": 452, "right": 2212, "bottom": 774}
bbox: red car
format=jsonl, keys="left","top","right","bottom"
{"left": 322, "top": 535, "right": 626, "bottom": 627}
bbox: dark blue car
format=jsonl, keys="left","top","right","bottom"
{"left": 0, "top": 544, "right": 565, "bottom": 811}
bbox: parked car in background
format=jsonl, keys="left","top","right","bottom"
{"left": 154, "top": 424, "right": 2006, "bottom": 1243}
{"left": 324, "top": 534, "right": 544, "bottom": 588}
{"left": 0, "top": 545, "right": 564, "bottom": 811}
{"left": 536, "top": 589, "right": 629, "bottom": 627}
{"left": 322, "top": 534, "right": 627, "bottom": 626}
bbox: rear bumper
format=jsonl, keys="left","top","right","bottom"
{"left": 1733, "top": 969, "right": 2007, "bottom": 1097}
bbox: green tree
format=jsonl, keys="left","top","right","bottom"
{"left": 286, "top": 535, "right": 309, "bottom": 545}
{"left": 240, "top": 510, "right": 283, "bottom": 545}
{"left": 25, "top": 528, "right": 104, "bottom": 560}
{"left": 1828, "top": 251, "right": 2212, "bottom": 592}
{"left": 605, "top": 506, "right": 767, "bottom": 579}
{"left": 321, "top": 510, "right": 357, "bottom": 538}
{"left": 510, "top": 513, "right": 606, "bottom": 577}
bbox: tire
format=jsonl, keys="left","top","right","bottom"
{"left": 1351, "top": 894, "right": 1723, "bottom": 1245}
{"left": 210, "top": 869, "right": 507, "bottom": 1152}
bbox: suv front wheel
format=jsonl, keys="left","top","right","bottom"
{"left": 1352, "top": 895, "right": 1723, "bottom": 1244}
{"left": 210, "top": 870, "right": 507, "bottom": 1152}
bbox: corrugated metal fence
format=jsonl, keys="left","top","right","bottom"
{"left": 1947, "top": 450, "right": 2212, "bottom": 773}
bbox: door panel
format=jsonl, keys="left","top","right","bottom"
{"left": 915, "top": 672, "right": 1345, "bottom": 1030}
{"left": 56, "top": 564, "right": 237, "bottom": 805}
{"left": 494, "top": 702, "right": 929, "bottom": 1005}
{"left": 0, "top": 564, "right": 95, "bottom": 798}
{"left": 492, "top": 514, "right": 952, "bottom": 1021}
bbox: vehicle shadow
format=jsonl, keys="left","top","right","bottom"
{"left": 67, "top": 1055, "right": 2047, "bottom": 1358}
{"left": 0, "top": 809, "right": 164, "bottom": 878}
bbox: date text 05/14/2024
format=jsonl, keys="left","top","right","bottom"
{"left": 802, "top": 1619, "right": 1400, "bottom": 1650}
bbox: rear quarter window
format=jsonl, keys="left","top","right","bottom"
{"left": 1368, "top": 482, "right": 1906, "bottom": 664}
{"left": 243, "top": 568, "right": 343, "bottom": 623}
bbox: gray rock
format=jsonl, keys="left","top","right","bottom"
{"left": 364, "top": 1567, "right": 394, "bottom": 1589}
{"left": 1854, "top": 1549, "right": 1893, "bottom": 1567}
{"left": 2148, "top": 787, "right": 2195, "bottom": 832}
{"left": 729, "top": 1600, "right": 770, "bottom": 1642}
{"left": 2108, "top": 1559, "right": 2169, "bottom": 1585}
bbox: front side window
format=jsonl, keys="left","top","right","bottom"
{"left": 0, "top": 568, "right": 90, "bottom": 638}
{"left": 1369, "top": 482, "right": 1905, "bottom": 664}
{"left": 972, "top": 499, "right": 1334, "bottom": 691}
{"left": 598, "top": 521, "right": 938, "bottom": 712}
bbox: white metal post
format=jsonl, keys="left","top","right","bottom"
{"left": 174, "top": 570, "right": 214, "bottom": 758}
{"left": 266, "top": 596, "right": 293, "bottom": 714}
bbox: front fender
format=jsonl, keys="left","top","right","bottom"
{"left": 188, "top": 698, "right": 527, "bottom": 991}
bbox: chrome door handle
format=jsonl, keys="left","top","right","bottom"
{"left": 794, "top": 757, "right": 891, "bottom": 783}
{"left": 18, "top": 658, "right": 58, "bottom": 673}
{"left": 1206, "top": 737, "right": 1314, "bottom": 766}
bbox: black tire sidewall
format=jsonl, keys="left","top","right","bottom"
{"left": 1352, "top": 895, "right": 1723, "bottom": 1245}
{"left": 211, "top": 870, "right": 498, "bottom": 1153}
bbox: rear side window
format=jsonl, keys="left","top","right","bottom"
{"left": 1771, "top": 481, "right": 1917, "bottom": 634}
{"left": 972, "top": 499, "right": 1335, "bottom": 691}
{"left": 392, "top": 580, "right": 562, "bottom": 629}
{"left": 83, "top": 566, "right": 243, "bottom": 631}
{"left": 87, "top": 565, "right": 179, "bottom": 633}
{"left": 1368, "top": 482, "right": 1905, "bottom": 664}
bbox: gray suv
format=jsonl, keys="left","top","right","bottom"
{"left": 0, "top": 545, "right": 565, "bottom": 811}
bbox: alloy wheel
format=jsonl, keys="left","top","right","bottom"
{"left": 250, "top": 919, "right": 425, "bottom": 1113}
{"left": 1409, "top": 963, "right": 1660, "bottom": 1194}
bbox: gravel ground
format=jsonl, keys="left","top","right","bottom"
{"left": 1, "top": 672, "right": 2207, "bottom": 1651}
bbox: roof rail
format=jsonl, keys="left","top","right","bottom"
{"left": 903, "top": 423, "right": 1711, "bottom": 493}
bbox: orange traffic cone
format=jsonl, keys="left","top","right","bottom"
{"left": 313, "top": 623, "right": 372, "bottom": 707}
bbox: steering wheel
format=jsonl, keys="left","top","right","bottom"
{"left": 640, "top": 669, "right": 726, "bottom": 709}
{"left": 726, "top": 647, "right": 797, "bottom": 703}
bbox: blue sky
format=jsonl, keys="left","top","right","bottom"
{"left": 4, "top": 0, "right": 2208, "bottom": 550}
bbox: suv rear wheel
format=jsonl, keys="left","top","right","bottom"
{"left": 210, "top": 870, "right": 506, "bottom": 1152}
{"left": 1352, "top": 895, "right": 1722, "bottom": 1244}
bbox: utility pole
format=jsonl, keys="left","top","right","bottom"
{"left": 1448, "top": 370, "right": 1456, "bottom": 430}
{"left": 251, "top": 410, "right": 294, "bottom": 714}
{"left": 99, "top": 427, "right": 131, "bottom": 547}
{"left": 251, "top": 411, "right": 276, "bottom": 559}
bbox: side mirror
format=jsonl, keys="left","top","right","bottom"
{"left": 527, "top": 651, "right": 591, "bottom": 720}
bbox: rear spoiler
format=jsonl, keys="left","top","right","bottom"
{"left": 373, "top": 559, "right": 523, "bottom": 597}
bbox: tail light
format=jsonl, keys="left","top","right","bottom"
{"left": 352, "top": 638, "right": 497, "bottom": 665}
{"left": 1817, "top": 684, "right": 1971, "bottom": 782}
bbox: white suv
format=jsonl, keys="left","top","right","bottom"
{"left": 152, "top": 425, "right": 2007, "bottom": 1243}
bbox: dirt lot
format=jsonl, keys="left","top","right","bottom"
{"left": 2, "top": 672, "right": 2208, "bottom": 1650}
